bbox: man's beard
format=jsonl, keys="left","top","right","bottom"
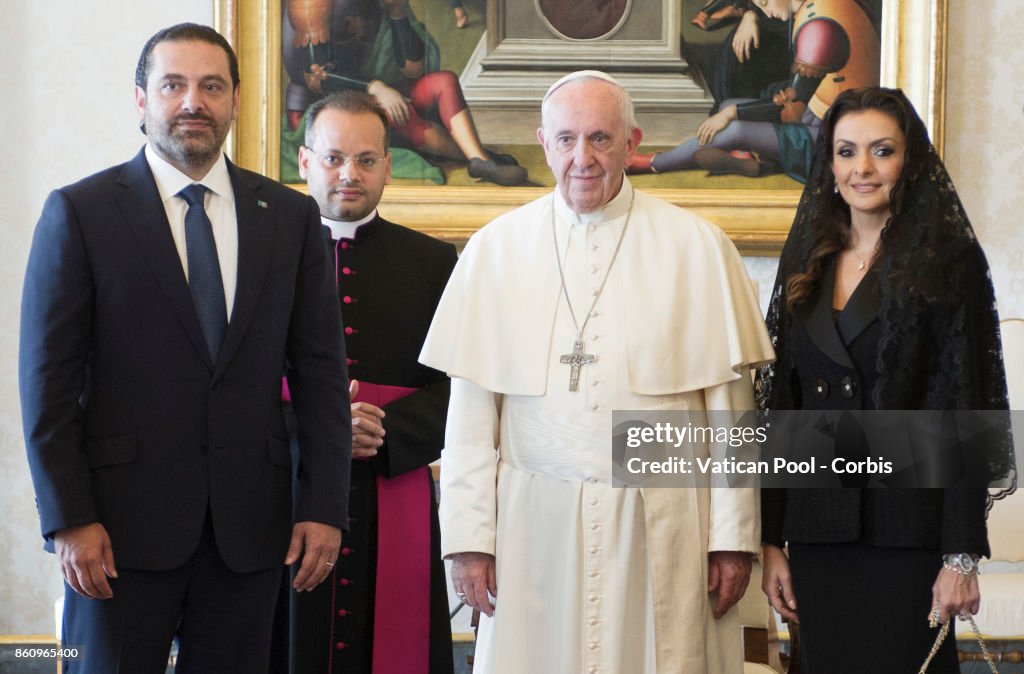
{"left": 146, "top": 111, "right": 229, "bottom": 170}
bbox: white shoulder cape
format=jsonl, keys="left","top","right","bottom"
{"left": 420, "top": 184, "right": 775, "bottom": 394}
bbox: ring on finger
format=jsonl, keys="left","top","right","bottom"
{"left": 456, "top": 591, "right": 467, "bottom": 600}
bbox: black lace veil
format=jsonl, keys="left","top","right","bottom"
{"left": 754, "top": 87, "right": 1016, "bottom": 500}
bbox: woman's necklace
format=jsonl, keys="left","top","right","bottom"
{"left": 848, "top": 238, "right": 880, "bottom": 271}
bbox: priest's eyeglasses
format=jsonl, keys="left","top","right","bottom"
{"left": 304, "top": 147, "right": 386, "bottom": 172}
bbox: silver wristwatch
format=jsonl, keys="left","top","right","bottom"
{"left": 942, "top": 552, "right": 980, "bottom": 576}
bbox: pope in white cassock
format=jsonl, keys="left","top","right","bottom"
{"left": 420, "top": 71, "right": 775, "bottom": 673}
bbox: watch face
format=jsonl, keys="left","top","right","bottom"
{"left": 951, "top": 553, "right": 976, "bottom": 572}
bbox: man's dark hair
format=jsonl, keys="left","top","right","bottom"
{"left": 135, "top": 23, "right": 240, "bottom": 90}
{"left": 303, "top": 91, "right": 391, "bottom": 152}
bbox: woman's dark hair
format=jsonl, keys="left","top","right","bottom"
{"left": 784, "top": 87, "right": 924, "bottom": 312}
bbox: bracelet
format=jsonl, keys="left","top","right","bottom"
{"left": 942, "top": 552, "right": 980, "bottom": 576}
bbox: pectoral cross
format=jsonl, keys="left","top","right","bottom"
{"left": 559, "top": 339, "right": 595, "bottom": 392}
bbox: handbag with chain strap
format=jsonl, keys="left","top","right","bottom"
{"left": 919, "top": 614, "right": 999, "bottom": 673}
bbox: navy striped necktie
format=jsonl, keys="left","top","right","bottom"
{"left": 179, "top": 184, "right": 227, "bottom": 362}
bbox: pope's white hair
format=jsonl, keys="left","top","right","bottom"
{"left": 539, "top": 70, "right": 639, "bottom": 133}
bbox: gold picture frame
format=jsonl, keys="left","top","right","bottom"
{"left": 215, "top": 0, "right": 947, "bottom": 254}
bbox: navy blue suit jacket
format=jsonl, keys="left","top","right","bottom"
{"left": 20, "top": 148, "right": 351, "bottom": 573}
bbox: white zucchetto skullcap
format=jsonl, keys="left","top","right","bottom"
{"left": 542, "top": 70, "right": 623, "bottom": 104}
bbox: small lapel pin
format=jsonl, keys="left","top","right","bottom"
{"left": 257, "top": 199, "right": 268, "bottom": 208}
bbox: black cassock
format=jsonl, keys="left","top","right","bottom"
{"left": 273, "top": 215, "right": 457, "bottom": 674}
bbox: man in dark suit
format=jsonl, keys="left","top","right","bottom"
{"left": 19, "top": 23, "right": 351, "bottom": 674}
{"left": 277, "top": 90, "right": 456, "bottom": 673}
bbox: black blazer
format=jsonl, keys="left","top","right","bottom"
{"left": 762, "top": 260, "right": 988, "bottom": 555}
{"left": 20, "top": 148, "right": 352, "bottom": 573}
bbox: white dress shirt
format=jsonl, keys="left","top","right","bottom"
{"left": 145, "top": 145, "right": 238, "bottom": 320}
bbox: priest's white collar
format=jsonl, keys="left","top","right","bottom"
{"left": 322, "top": 209, "right": 378, "bottom": 240}
{"left": 553, "top": 175, "right": 634, "bottom": 227}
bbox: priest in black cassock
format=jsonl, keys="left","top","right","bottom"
{"left": 276, "top": 90, "right": 456, "bottom": 674}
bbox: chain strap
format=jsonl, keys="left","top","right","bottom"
{"left": 919, "top": 614, "right": 998, "bottom": 674}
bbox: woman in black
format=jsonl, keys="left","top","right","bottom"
{"left": 756, "top": 87, "right": 1015, "bottom": 672}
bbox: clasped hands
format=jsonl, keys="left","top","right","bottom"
{"left": 350, "top": 379, "right": 386, "bottom": 458}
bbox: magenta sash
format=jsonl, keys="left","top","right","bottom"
{"left": 354, "top": 382, "right": 432, "bottom": 674}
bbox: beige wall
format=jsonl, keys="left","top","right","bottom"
{"left": 1, "top": 0, "right": 1022, "bottom": 635}
{"left": 945, "top": 1, "right": 1024, "bottom": 320}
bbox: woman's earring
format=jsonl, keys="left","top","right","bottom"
{"left": 833, "top": 182, "right": 839, "bottom": 194}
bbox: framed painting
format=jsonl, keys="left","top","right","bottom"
{"left": 215, "top": 0, "right": 947, "bottom": 253}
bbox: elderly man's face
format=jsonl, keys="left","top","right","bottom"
{"left": 537, "top": 79, "right": 642, "bottom": 213}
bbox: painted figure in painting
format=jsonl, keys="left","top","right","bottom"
{"left": 687, "top": 0, "right": 792, "bottom": 115}
{"left": 630, "top": 0, "right": 880, "bottom": 182}
{"left": 283, "top": 0, "right": 526, "bottom": 185}
{"left": 451, "top": 0, "right": 469, "bottom": 29}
